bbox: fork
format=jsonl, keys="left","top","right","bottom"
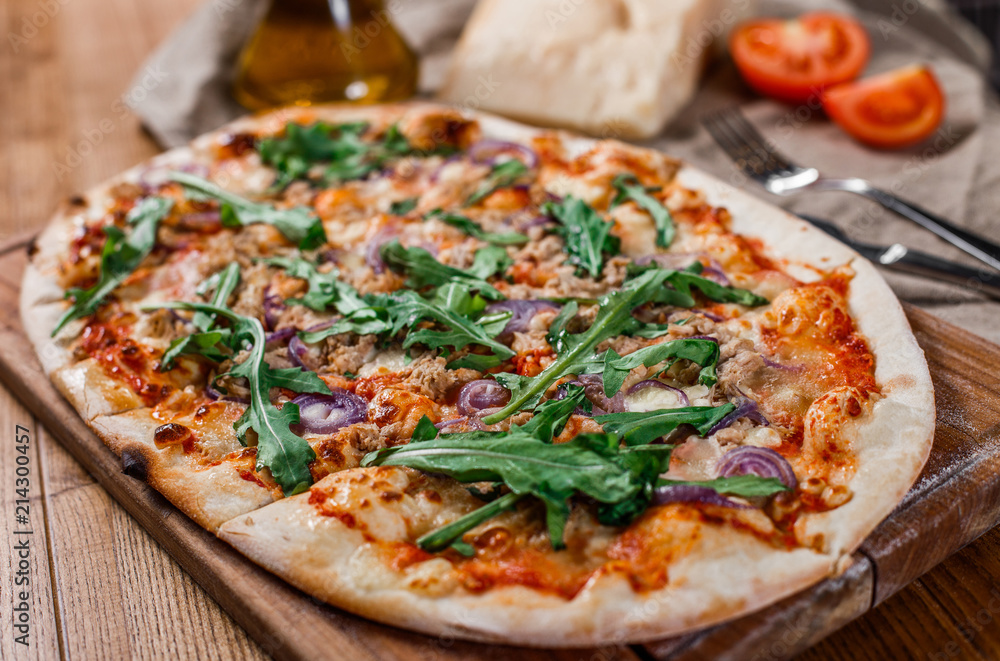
{"left": 702, "top": 107, "right": 1000, "bottom": 273}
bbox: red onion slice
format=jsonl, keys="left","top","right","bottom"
{"left": 708, "top": 397, "right": 769, "bottom": 435}
{"left": 468, "top": 139, "right": 538, "bottom": 168}
{"left": 626, "top": 380, "right": 690, "bottom": 405}
{"left": 262, "top": 286, "right": 284, "bottom": 331}
{"left": 762, "top": 356, "right": 805, "bottom": 372}
{"left": 205, "top": 381, "right": 249, "bottom": 405}
{"left": 291, "top": 390, "right": 367, "bottom": 435}
{"left": 519, "top": 215, "right": 553, "bottom": 230}
{"left": 484, "top": 300, "right": 560, "bottom": 340}
{"left": 575, "top": 373, "right": 626, "bottom": 414}
{"left": 288, "top": 335, "right": 325, "bottom": 372}
{"left": 693, "top": 309, "right": 725, "bottom": 322}
{"left": 167, "top": 309, "right": 193, "bottom": 326}
{"left": 700, "top": 267, "right": 731, "bottom": 287}
{"left": 456, "top": 380, "right": 511, "bottom": 416}
{"left": 652, "top": 485, "right": 752, "bottom": 509}
{"left": 265, "top": 327, "right": 295, "bottom": 344}
{"left": 366, "top": 226, "right": 401, "bottom": 274}
{"left": 716, "top": 446, "right": 797, "bottom": 489}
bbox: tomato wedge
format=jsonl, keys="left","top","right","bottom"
{"left": 730, "top": 12, "right": 870, "bottom": 104}
{"left": 822, "top": 65, "right": 945, "bottom": 149}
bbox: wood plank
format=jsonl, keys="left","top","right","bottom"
{"left": 38, "top": 424, "right": 135, "bottom": 659}
{"left": 800, "top": 524, "right": 1000, "bottom": 661}
{"left": 646, "top": 556, "right": 874, "bottom": 661}
{"left": 38, "top": 427, "right": 266, "bottom": 660}
{"left": 0, "top": 0, "right": 70, "bottom": 242}
{"left": 0, "top": 405, "right": 60, "bottom": 661}
{"left": 857, "top": 307, "right": 1000, "bottom": 604}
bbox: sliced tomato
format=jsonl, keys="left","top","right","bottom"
{"left": 822, "top": 65, "right": 945, "bottom": 149}
{"left": 730, "top": 12, "right": 870, "bottom": 104}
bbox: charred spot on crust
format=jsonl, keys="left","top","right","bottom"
{"left": 68, "top": 195, "right": 86, "bottom": 207}
{"left": 121, "top": 449, "right": 149, "bottom": 482}
{"left": 26, "top": 237, "right": 38, "bottom": 258}
{"left": 154, "top": 422, "right": 190, "bottom": 444}
{"left": 217, "top": 133, "right": 257, "bottom": 159}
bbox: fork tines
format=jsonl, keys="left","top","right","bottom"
{"left": 701, "top": 108, "right": 799, "bottom": 181}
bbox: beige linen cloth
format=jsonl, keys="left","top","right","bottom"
{"left": 130, "top": 0, "right": 1000, "bottom": 343}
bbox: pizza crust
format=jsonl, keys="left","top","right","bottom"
{"left": 675, "top": 167, "right": 935, "bottom": 558}
{"left": 21, "top": 102, "right": 935, "bottom": 646}
{"left": 219, "top": 466, "right": 835, "bottom": 646}
{"left": 89, "top": 406, "right": 278, "bottom": 531}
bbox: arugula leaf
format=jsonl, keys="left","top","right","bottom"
{"left": 545, "top": 300, "right": 578, "bottom": 353}
{"left": 149, "top": 302, "right": 331, "bottom": 495}
{"left": 482, "top": 264, "right": 765, "bottom": 424}
{"left": 611, "top": 174, "right": 675, "bottom": 248}
{"left": 262, "top": 256, "right": 367, "bottom": 315}
{"left": 517, "top": 384, "right": 588, "bottom": 442}
{"left": 481, "top": 268, "right": 677, "bottom": 423}
{"left": 628, "top": 261, "right": 769, "bottom": 307}
{"left": 595, "top": 404, "right": 734, "bottom": 446}
{"left": 392, "top": 289, "right": 515, "bottom": 364}
{"left": 326, "top": 124, "right": 430, "bottom": 184}
{"left": 380, "top": 240, "right": 507, "bottom": 300}
{"left": 390, "top": 197, "right": 418, "bottom": 216}
{"left": 428, "top": 209, "right": 528, "bottom": 245}
{"left": 52, "top": 196, "right": 173, "bottom": 336}
{"left": 192, "top": 263, "right": 241, "bottom": 330}
{"left": 410, "top": 415, "right": 439, "bottom": 443}
{"left": 465, "top": 159, "right": 530, "bottom": 207}
{"left": 162, "top": 330, "right": 232, "bottom": 368}
{"left": 599, "top": 338, "right": 721, "bottom": 396}
{"left": 298, "top": 284, "right": 513, "bottom": 368}
{"left": 258, "top": 122, "right": 437, "bottom": 188}
{"left": 416, "top": 491, "right": 523, "bottom": 554}
{"left": 594, "top": 444, "right": 677, "bottom": 526}
{"left": 468, "top": 244, "right": 513, "bottom": 281}
{"left": 258, "top": 121, "right": 365, "bottom": 187}
{"left": 168, "top": 171, "right": 326, "bottom": 250}
{"left": 303, "top": 306, "right": 393, "bottom": 341}
{"left": 363, "top": 430, "right": 670, "bottom": 550}
{"left": 429, "top": 282, "right": 490, "bottom": 318}
{"left": 161, "top": 263, "right": 241, "bottom": 369}
{"left": 657, "top": 475, "right": 790, "bottom": 498}
{"left": 543, "top": 196, "right": 620, "bottom": 278}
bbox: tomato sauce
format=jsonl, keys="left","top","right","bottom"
{"left": 78, "top": 319, "right": 174, "bottom": 406}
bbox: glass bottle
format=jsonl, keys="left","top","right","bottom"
{"left": 232, "top": 0, "right": 419, "bottom": 110}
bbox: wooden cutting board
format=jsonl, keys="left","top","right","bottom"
{"left": 3, "top": 233, "right": 1000, "bottom": 661}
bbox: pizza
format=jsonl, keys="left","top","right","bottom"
{"left": 21, "top": 102, "right": 934, "bottom": 646}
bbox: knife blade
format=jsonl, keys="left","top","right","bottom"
{"left": 797, "top": 214, "right": 1000, "bottom": 301}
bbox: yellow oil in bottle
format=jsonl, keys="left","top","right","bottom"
{"left": 233, "top": 0, "right": 419, "bottom": 110}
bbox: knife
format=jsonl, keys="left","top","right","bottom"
{"left": 797, "top": 214, "right": 1000, "bottom": 301}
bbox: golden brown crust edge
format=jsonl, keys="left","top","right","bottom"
{"left": 676, "top": 168, "right": 935, "bottom": 559}
{"left": 219, "top": 467, "right": 835, "bottom": 647}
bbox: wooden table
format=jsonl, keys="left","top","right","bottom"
{"left": 2, "top": 1, "right": 1000, "bottom": 658}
